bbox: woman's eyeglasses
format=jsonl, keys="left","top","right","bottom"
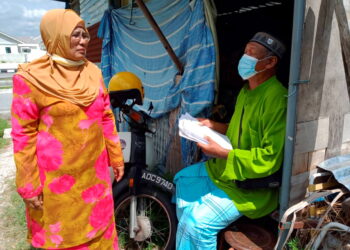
{"left": 71, "top": 31, "right": 90, "bottom": 42}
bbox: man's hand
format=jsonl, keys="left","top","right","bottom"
{"left": 197, "top": 118, "right": 215, "bottom": 129}
{"left": 113, "top": 166, "right": 124, "bottom": 182}
{"left": 197, "top": 136, "right": 230, "bottom": 159}
{"left": 24, "top": 193, "right": 43, "bottom": 210}
{"left": 197, "top": 118, "right": 229, "bottom": 134}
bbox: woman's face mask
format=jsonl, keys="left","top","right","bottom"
{"left": 238, "top": 54, "right": 271, "bottom": 80}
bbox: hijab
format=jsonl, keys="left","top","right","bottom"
{"left": 17, "top": 9, "right": 100, "bottom": 107}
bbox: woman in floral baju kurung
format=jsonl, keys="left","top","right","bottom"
{"left": 11, "top": 9, "right": 124, "bottom": 249}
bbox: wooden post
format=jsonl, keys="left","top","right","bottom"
{"left": 135, "top": 0, "right": 184, "bottom": 75}
{"left": 335, "top": 0, "right": 350, "bottom": 94}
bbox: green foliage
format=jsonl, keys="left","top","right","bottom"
{"left": 0, "top": 180, "right": 33, "bottom": 249}
{"left": 0, "top": 138, "right": 9, "bottom": 149}
{"left": 287, "top": 237, "right": 302, "bottom": 250}
{"left": 0, "top": 118, "right": 10, "bottom": 137}
{"left": 0, "top": 179, "right": 42, "bottom": 249}
{"left": 0, "top": 118, "right": 10, "bottom": 149}
{"left": 0, "top": 86, "right": 12, "bottom": 89}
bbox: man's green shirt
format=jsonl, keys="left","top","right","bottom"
{"left": 206, "top": 76, "right": 287, "bottom": 218}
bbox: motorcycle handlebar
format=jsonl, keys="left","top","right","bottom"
{"left": 121, "top": 105, "right": 155, "bottom": 134}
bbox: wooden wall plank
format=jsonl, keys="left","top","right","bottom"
{"left": 335, "top": 0, "right": 350, "bottom": 95}
{"left": 297, "top": 0, "right": 335, "bottom": 123}
{"left": 317, "top": 1, "right": 350, "bottom": 158}
{"left": 308, "top": 149, "right": 326, "bottom": 171}
{"left": 291, "top": 149, "right": 326, "bottom": 176}
{"left": 166, "top": 107, "right": 183, "bottom": 174}
{"left": 292, "top": 153, "right": 309, "bottom": 175}
{"left": 296, "top": 0, "right": 350, "bottom": 157}
{"left": 342, "top": 113, "right": 350, "bottom": 143}
{"left": 289, "top": 172, "right": 310, "bottom": 206}
{"left": 341, "top": 141, "right": 350, "bottom": 155}
{"left": 295, "top": 118, "right": 329, "bottom": 154}
{"left": 291, "top": 0, "right": 350, "bottom": 205}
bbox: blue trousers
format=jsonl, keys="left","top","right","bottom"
{"left": 174, "top": 162, "right": 242, "bottom": 250}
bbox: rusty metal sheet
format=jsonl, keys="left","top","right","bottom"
{"left": 86, "top": 22, "right": 102, "bottom": 63}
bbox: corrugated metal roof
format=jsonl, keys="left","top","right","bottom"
{"left": 0, "top": 37, "right": 17, "bottom": 45}
{"left": 0, "top": 32, "right": 24, "bottom": 44}
{"left": 318, "top": 154, "right": 350, "bottom": 191}
{"left": 216, "top": 0, "right": 285, "bottom": 16}
{"left": 80, "top": 0, "right": 108, "bottom": 27}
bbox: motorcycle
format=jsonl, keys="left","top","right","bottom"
{"left": 109, "top": 80, "right": 177, "bottom": 250}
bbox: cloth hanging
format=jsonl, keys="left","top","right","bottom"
{"left": 98, "top": 0, "right": 216, "bottom": 118}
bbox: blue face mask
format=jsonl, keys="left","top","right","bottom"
{"left": 238, "top": 54, "right": 270, "bottom": 80}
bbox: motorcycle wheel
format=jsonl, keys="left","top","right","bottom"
{"left": 114, "top": 187, "right": 177, "bottom": 250}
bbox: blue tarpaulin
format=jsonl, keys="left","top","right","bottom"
{"left": 98, "top": 0, "right": 215, "bottom": 118}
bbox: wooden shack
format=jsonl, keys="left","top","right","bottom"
{"left": 290, "top": 0, "right": 350, "bottom": 206}
{"left": 62, "top": 0, "right": 350, "bottom": 216}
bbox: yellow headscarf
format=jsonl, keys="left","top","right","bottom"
{"left": 17, "top": 9, "right": 100, "bottom": 107}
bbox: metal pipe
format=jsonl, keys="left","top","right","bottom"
{"left": 135, "top": 0, "right": 184, "bottom": 75}
{"left": 277, "top": 0, "right": 306, "bottom": 248}
{"left": 129, "top": 195, "right": 138, "bottom": 238}
{"left": 312, "top": 222, "right": 350, "bottom": 250}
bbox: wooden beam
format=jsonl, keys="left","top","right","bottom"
{"left": 335, "top": 0, "right": 350, "bottom": 95}
{"left": 135, "top": 0, "right": 184, "bottom": 75}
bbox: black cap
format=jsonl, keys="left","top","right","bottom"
{"left": 250, "top": 32, "right": 286, "bottom": 59}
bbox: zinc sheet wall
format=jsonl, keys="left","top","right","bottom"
{"left": 80, "top": 0, "right": 108, "bottom": 27}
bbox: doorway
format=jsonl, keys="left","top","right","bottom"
{"left": 213, "top": 0, "right": 294, "bottom": 121}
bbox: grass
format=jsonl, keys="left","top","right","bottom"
{"left": 0, "top": 138, "right": 10, "bottom": 149}
{"left": 0, "top": 179, "right": 39, "bottom": 250}
{"left": 0, "top": 119, "right": 38, "bottom": 249}
{"left": 0, "top": 119, "right": 39, "bottom": 249}
{"left": 0, "top": 86, "right": 12, "bottom": 89}
{"left": 0, "top": 118, "right": 10, "bottom": 149}
{"left": 0, "top": 118, "right": 10, "bottom": 136}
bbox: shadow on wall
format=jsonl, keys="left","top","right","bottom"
{"left": 335, "top": 0, "right": 350, "bottom": 99}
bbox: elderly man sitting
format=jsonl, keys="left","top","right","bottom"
{"left": 174, "top": 32, "right": 287, "bottom": 250}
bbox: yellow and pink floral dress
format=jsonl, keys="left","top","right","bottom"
{"left": 11, "top": 74, "right": 124, "bottom": 249}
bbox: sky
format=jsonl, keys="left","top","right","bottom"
{"left": 0, "top": 0, "right": 65, "bottom": 38}
{"left": 1, "top": 0, "right": 350, "bottom": 39}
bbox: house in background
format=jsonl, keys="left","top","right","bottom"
{"left": 0, "top": 31, "right": 45, "bottom": 72}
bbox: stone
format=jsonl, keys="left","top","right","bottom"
{"left": 3, "top": 128, "right": 11, "bottom": 139}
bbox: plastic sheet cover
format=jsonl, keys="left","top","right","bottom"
{"left": 318, "top": 154, "right": 350, "bottom": 191}
{"left": 98, "top": 0, "right": 215, "bottom": 118}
